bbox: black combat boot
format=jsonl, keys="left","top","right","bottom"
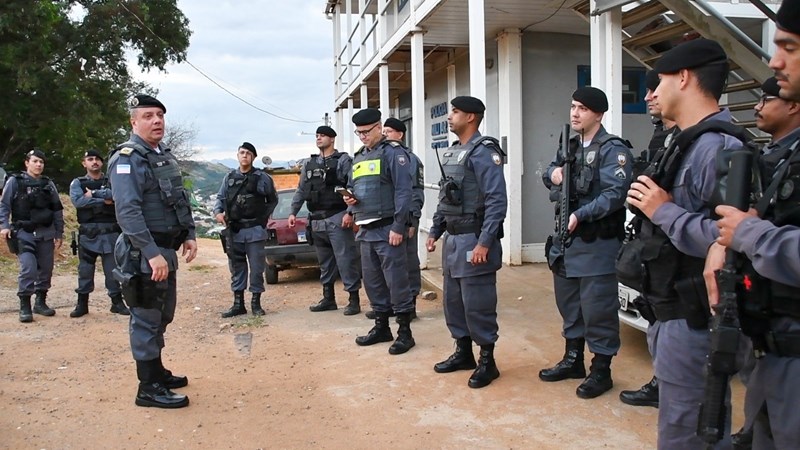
{"left": 309, "top": 283, "right": 337, "bottom": 312}
{"left": 343, "top": 290, "right": 361, "bottom": 316}
{"left": 434, "top": 337, "right": 477, "bottom": 373}
{"left": 619, "top": 375, "right": 659, "bottom": 407}
{"left": 135, "top": 359, "right": 189, "bottom": 408}
{"left": 157, "top": 356, "right": 188, "bottom": 389}
{"left": 576, "top": 354, "right": 614, "bottom": 399}
{"left": 70, "top": 293, "right": 90, "bottom": 318}
{"left": 388, "top": 312, "right": 415, "bottom": 354}
{"left": 251, "top": 292, "right": 266, "bottom": 316}
{"left": 468, "top": 344, "right": 500, "bottom": 388}
{"left": 33, "top": 290, "right": 55, "bottom": 316}
{"left": 19, "top": 295, "right": 33, "bottom": 323}
{"left": 221, "top": 290, "right": 247, "bottom": 318}
{"left": 355, "top": 312, "right": 393, "bottom": 346}
{"left": 731, "top": 426, "right": 753, "bottom": 450}
{"left": 538, "top": 338, "right": 586, "bottom": 382}
{"left": 365, "top": 309, "right": 395, "bottom": 319}
{"left": 109, "top": 293, "right": 130, "bottom": 315}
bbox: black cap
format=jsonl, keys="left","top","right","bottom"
{"left": 654, "top": 38, "right": 727, "bottom": 74}
{"left": 383, "top": 118, "right": 406, "bottom": 133}
{"left": 316, "top": 126, "right": 337, "bottom": 137}
{"left": 239, "top": 142, "right": 257, "bottom": 157}
{"left": 645, "top": 70, "right": 660, "bottom": 92}
{"left": 84, "top": 149, "right": 103, "bottom": 160}
{"left": 451, "top": 96, "right": 485, "bottom": 114}
{"left": 777, "top": 0, "right": 800, "bottom": 36}
{"left": 762, "top": 76, "right": 783, "bottom": 98}
{"left": 352, "top": 108, "right": 381, "bottom": 126}
{"left": 26, "top": 148, "right": 46, "bottom": 161}
{"left": 127, "top": 94, "right": 166, "bottom": 113}
{"left": 572, "top": 86, "right": 608, "bottom": 113}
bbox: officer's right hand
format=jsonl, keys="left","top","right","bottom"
{"left": 0, "top": 228, "right": 10, "bottom": 239}
{"left": 215, "top": 213, "right": 227, "bottom": 226}
{"left": 148, "top": 254, "right": 169, "bottom": 282}
{"left": 425, "top": 237, "right": 436, "bottom": 252}
{"left": 703, "top": 242, "right": 726, "bottom": 311}
{"left": 389, "top": 230, "right": 403, "bottom": 246}
{"left": 288, "top": 214, "right": 296, "bottom": 228}
{"left": 550, "top": 167, "right": 563, "bottom": 186}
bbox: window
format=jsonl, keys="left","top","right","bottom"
{"left": 577, "top": 65, "right": 647, "bottom": 114}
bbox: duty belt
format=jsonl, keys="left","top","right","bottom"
{"left": 361, "top": 217, "right": 393, "bottom": 230}
{"left": 755, "top": 331, "right": 800, "bottom": 358}
{"left": 309, "top": 208, "right": 346, "bottom": 221}
{"left": 152, "top": 231, "right": 188, "bottom": 250}
{"left": 78, "top": 224, "right": 121, "bottom": 238}
{"left": 446, "top": 221, "right": 478, "bottom": 236}
{"left": 640, "top": 299, "right": 685, "bottom": 323}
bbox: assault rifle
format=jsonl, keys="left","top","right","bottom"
{"left": 697, "top": 148, "right": 751, "bottom": 445}
{"left": 557, "top": 124, "right": 574, "bottom": 253}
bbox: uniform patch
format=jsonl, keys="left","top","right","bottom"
{"left": 116, "top": 164, "right": 131, "bottom": 174}
{"left": 491, "top": 153, "right": 502, "bottom": 165}
{"left": 119, "top": 147, "right": 133, "bottom": 156}
{"left": 457, "top": 150, "right": 468, "bottom": 162}
{"left": 443, "top": 152, "right": 453, "bottom": 157}
{"left": 617, "top": 153, "right": 627, "bottom": 166}
{"left": 586, "top": 151, "right": 596, "bottom": 164}
{"left": 397, "top": 155, "right": 407, "bottom": 166}
{"left": 614, "top": 167, "right": 626, "bottom": 180}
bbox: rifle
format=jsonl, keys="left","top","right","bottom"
{"left": 557, "top": 124, "right": 574, "bottom": 253}
{"left": 697, "top": 148, "right": 751, "bottom": 445}
{"left": 71, "top": 231, "right": 79, "bottom": 256}
{"left": 219, "top": 227, "right": 229, "bottom": 254}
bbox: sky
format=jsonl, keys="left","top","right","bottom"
{"left": 129, "top": 0, "right": 334, "bottom": 164}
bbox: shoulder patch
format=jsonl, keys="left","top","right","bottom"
{"left": 397, "top": 154, "right": 407, "bottom": 166}
{"left": 617, "top": 153, "right": 627, "bottom": 166}
{"left": 491, "top": 153, "right": 502, "bottom": 165}
{"left": 614, "top": 167, "right": 626, "bottom": 180}
{"left": 118, "top": 147, "right": 134, "bottom": 156}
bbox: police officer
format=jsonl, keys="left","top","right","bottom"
{"left": 426, "top": 96, "right": 507, "bottom": 389}
{"left": 344, "top": 108, "right": 415, "bottom": 355}
{"left": 626, "top": 39, "right": 742, "bottom": 448}
{"left": 540, "top": 87, "right": 632, "bottom": 399}
{"left": 288, "top": 126, "right": 362, "bottom": 315}
{"left": 214, "top": 142, "right": 278, "bottom": 318}
{"left": 0, "top": 149, "right": 64, "bottom": 322}
{"left": 108, "top": 94, "right": 197, "bottom": 409}
{"left": 68, "top": 149, "right": 129, "bottom": 318}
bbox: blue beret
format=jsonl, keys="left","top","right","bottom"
{"left": 451, "top": 96, "right": 485, "bottom": 114}
{"left": 645, "top": 70, "right": 660, "bottom": 92}
{"left": 654, "top": 38, "right": 727, "bottom": 74}
{"left": 762, "top": 77, "right": 783, "bottom": 98}
{"left": 352, "top": 108, "right": 381, "bottom": 126}
{"left": 84, "top": 149, "right": 103, "bottom": 160}
{"left": 240, "top": 142, "right": 257, "bottom": 157}
{"left": 26, "top": 149, "right": 46, "bottom": 161}
{"left": 128, "top": 94, "right": 166, "bottom": 113}
{"left": 316, "top": 126, "right": 337, "bottom": 137}
{"left": 777, "top": 0, "right": 800, "bottom": 36}
{"left": 383, "top": 118, "right": 406, "bottom": 133}
{"left": 572, "top": 86, "right": 608, "bottom": 113}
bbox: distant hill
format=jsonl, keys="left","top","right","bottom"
{"left": 179, "top": 160, "right": 230, "bottom": 200}
{"left": 212, "top": 158, "right": 295, "bottom": 169}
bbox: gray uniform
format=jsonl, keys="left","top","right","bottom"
{"left": 213, "top": 169, "right": 278, "bottom": 293}
{"left": 108, "top": 133, "right": 195, "bottom": 362}
{"left": 646, "top": 109, "right": 742, "bottom": 449}
{"left": 348, "top": 138, "right": 413, "bottom": 314}
{"left": 69, "top": 175, "right": 121, "bottom": 296}
{"left": 291, "top": 151, "right": 361, "bottom": 292}
{"left": 0, "top": 174, "right": 64, "bottom": 296}
{"left": 544, "top": 126, "right": 632, "bottom": 356}
{"left": 429, "top": 132, "right": 507, "bottom": 345}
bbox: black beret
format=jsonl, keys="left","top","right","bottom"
{"left": 654, "top": 38, "right": 727, "bottom": 74}
{"left": 352, "top": 108, "right": 381, "bottom": 126}
{"left": 572, "top": 86, "right": 608, "bottom": 113}
{"left": 777, "top": 0, "right": 800, "bottom": 36}
{"left": 645, "top": 70, "right": 660, "bottom": 92}
{"left": 84, "top": 149, "right": 103, "bottom": 160}
{"left": 26, "top": 149, "right": 46, "bottom": 161}
{"left": 128, "top": 94, "right": 166, "bottom": 113}
{"left": 451, "top": 96, "right": 485, "bottom": 114}
{"left": 383, "top": 118, "right": 406, "bottom": 133}
{"left": 761, "top": 77, "right": 783, "bottom": 98}
{"left": 316, "top": 126, "right": 337, "bottom": 137}
{"left": 240, "top": 142, "right": 257, "bottom": 157}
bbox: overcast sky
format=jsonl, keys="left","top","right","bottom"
{"left": 129, "top": 0, "right": 334, "bottom": 163}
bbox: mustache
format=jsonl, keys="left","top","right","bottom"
{"left": 774, "top": 71, "right": 788, "bottom": 82}
{"left": 754, "top": 112, "right": 762, "bottom": 120}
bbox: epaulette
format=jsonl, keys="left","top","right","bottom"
{"left": 384, "top": 140, "right": 402, "bottom": 147}
{"left": 118, "top": 147, "right": 134, "bottom": 156}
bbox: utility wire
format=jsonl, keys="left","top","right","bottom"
{"left": 117, "top": 0, "right": 319, "bottom": 124}
{"left": 521, "top": 0, "right": 569, "bottom": 33}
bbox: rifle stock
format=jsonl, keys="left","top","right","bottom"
{"left": 558, "top": 124, "right": 574, "bottom": 253}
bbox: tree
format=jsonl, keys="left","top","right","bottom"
{"left": 0, "top": 0, "right": 191, "bottom": 187}
{"left": 163, "top": 119, "right": 200, "bottom": 161}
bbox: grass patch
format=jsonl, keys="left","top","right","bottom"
{"left": 235, "top": 315, "right": 265, "bottom": 328}
{"left": 188, "top": 264, "right": 214, "bottom": 272}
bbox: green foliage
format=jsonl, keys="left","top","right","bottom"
{"left": 0, "top": 0, "right": 192, "bottom": 189}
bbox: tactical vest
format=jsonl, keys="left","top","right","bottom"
{"left": 76, "top": 176, "right": 117, "bottom": 224}
{"left": 351, "top": 140, "right": 403, "bottom": 222}
{"left": 303, "top": 154, "right": 347, "bottom": 213}
{"left": 11, "top": 174, "right": 61, "bottom": 230}
{"left": 224, "top": 169, "right": 269, "bottom": 229}
{"left": 436, "top": 136, "right": 502, "bottom": 221}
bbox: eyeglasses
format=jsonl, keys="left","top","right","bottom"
{"left": 757, "top": 95, "right": 778, "bottom": 108}
{"left": 354, "top": 123, "right": 379, "bottom": 137}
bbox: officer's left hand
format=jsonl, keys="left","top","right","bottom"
{"left": 343, "top": 196, "right": 358, "bottom": 206}
{"left": 389, "top": 230, "right": 403, "bottom": 246}
{"left": 703, "top": 242, "right": 726, "bottom": 311}
{"left": 567, "top": 214, "right": 578, "bottom": 233}
{"left": 104, "top": 199, "right": 113, "bottom": 205}
{"left": 715, "top": 205, "right": 757, "bottom": 247}
{"left": 627, "top": 176, "right": 672, "bottom": 219}
{"left": 182, "top": 239, "right": 198, "bottom": 263}
{"left": 341, "top": 213, "right": 353, "bottom": 229}
{"left": 54, "top": 238, "right": 62, "bottom": 250}
{"left": 471, "top": 244, "right": 489, "bottom": 265}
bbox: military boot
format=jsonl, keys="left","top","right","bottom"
{"left": 157, "top": 356, "right": 188, "bottom": 389}
{"left": 619, "top": 375, "right": 659, "bottom": 408}
{"left": 434, "top": 337, "right": 477, "bottom": 373}
{"left": 388, "top": 312, "right": 415, "bottom": 354}
{"left": 538, "top": 338, "right": 586, "bottom": 382}
{"left": 576, "top": 354, "right": 614, "bottom": 399}
{"left": 355, "top": 312, "right": 393, "bottom": 346}
{"left": 309, "top": 283, "right": 337, "bottom": 312}
{"left": 109, "top": 293, "right": 130, "bottom": 315}
{"left": 70, "top": 293, "right": 90, "bottom": 318}
{"left": 33, "top": 290, "right": 55, "bottom": 316}
{"left": 365, "top": 309, "right": 395, "bottom": 319}
{"left": 221, "top": 290, "right": 247, "bottom": 318}
{"left": 343, "top": 290, "right": 361, "bottom": 316}
{"left": 468, "top": 344, "right": 500, "bottom": 389}
{"left": 251, "top": 292, "right": 266, "bottom": 316}
{"left": 19, "top": 295, "right": 33, "bottom": 323}
{"left": 135, "top": 359, "right": 189, "bottom": 408}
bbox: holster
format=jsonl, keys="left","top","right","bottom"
{"left": 674, "top": 275, "right": 711, "bottom": 330}
{"left": 306, "top": 220, "right": 314, "bottom": 246}
{"left": 6, "top": 229, "right": 20, "bottom": 255}
{"left": 120, "top": 275, "right": 169, "bottom": 310}
{"left": 632, "top": 295, "right": 656, "bottom": 325}
{"left": 220, "top": 228, "right": 229, "bottom": 254}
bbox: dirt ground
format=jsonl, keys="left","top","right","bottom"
{"left": 0, "top": 237, "right": 744, "bottom": 449}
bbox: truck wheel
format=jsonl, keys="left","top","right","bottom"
{"left": 265, "top": 264, "right": 279, "bottom": 285}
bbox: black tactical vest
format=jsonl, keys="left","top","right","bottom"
{"left": 303, "top": 154, "right": 347, "bottom": 213}
{"left": 225, "top": 169, "right": 268, "bottom": 229}
{"left": 11, "top": 174, "right": 61, "bottom": 230}
{"left": 76, "top": 176, "right": 117, "bottom": 224}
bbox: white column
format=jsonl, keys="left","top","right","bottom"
{"left": 346, "top": 0, "right": 353, "bottom": 88}
{"left": 335, "top": 108, "right": 345, "bottom": 152}
{"left": 590, "top": 1, "right": 623, "bottom": 135}
{"left": 468, "top": 0, "right": 487, "bottom": 102}
{"left": 360, "top": 83, "right": 369, "bottom": 109}
{"left": 347, "top": 97, "right": 355, "bottom": 154}
{"left": 447, "top": 64, "right": 457, "bottom": 142}
{"left": 762, "top": 18, "right": 777, "bottom": 57}
{"left": 379, "top": 62, "right": 390, "bottom": 119}
{"left": 496, "top": 28, "right": 523, "bottom": 266}
{"left": 333, "top": 6, "right": 342, "bottom": 99}
{"left": 410, "top": 29, "right": 428, "bottom": 269}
